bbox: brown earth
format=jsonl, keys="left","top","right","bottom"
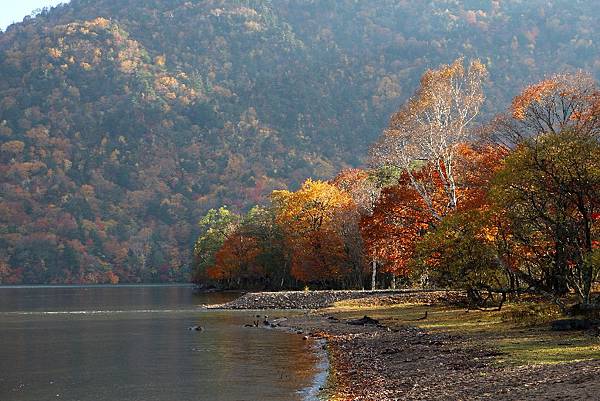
{"left": 209, "top": 291, "right": 600, "bottom": 400}
{"left": 278, "top": 303, "right": 600, "bottom": 400}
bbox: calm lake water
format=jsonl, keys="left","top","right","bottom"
{"left": 0, "top": 285, "right": 325, "bottom": 401}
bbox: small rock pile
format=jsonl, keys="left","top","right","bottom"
{"left": 205, "top": 289, "right": 465, "bottom": 310}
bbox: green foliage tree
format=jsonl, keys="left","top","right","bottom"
{"left": 237, "top": 206, "right": 290, "bottom": 289}
{"left": 412, "top": 209, "right": 509, "bottom": 307}
{"left": 492, "top": 131, "right": 600, "bottom": 305}
{"left": 192, "top": 207, "right": 240, "bottom": 284}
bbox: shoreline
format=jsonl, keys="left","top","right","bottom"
{"left": 204, "top": 289, "right": 466, "bottom": 310}
{"left": 297, "top": 338, "right": 329, "bottom": 401}
{"left": 282, "top": 311, "right": 600, "bottom": 401}
{"left": 213, "top": 290, "right": 600, "bottom": 400}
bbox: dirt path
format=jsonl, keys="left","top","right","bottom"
{"left": 281, "top": 313, "right": 600, "bottom": 400}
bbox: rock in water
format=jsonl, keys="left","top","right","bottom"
{"left": 188, "top": 325, "right": 204, "bottom": 331}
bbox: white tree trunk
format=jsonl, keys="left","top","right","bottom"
{"left": 371, "top": 259, "right": 377, "bottom": 290}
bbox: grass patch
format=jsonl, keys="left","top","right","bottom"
{"left": 325, "top": 300, "right": 600, "bottom": 366}
{"left": 498, "top": 335, "right": 600, "bottom": 365}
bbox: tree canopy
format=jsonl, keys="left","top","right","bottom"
{"left": 5, "top": 0, "right": 600, "bottom": 283}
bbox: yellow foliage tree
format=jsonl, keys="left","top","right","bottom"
{"left": 272, "top": 179, "right": 357, "bottom": 283}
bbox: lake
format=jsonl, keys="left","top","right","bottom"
{"left": 0, "top": 285, "right": 325, "bottom": 401}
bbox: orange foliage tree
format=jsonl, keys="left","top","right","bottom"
{"left": 485, "top": 73, "right": 600, "bottom": 305}
{"left": 272, "top": 179, "right": 359, "bottom": 286}
{"left": 492, "top": 72, "right": 600, "bottom": 146}
{"left": 362, "top": 143, "right": 509, "bottom": 289}
{"left": 360, "top": 172, "right": 435, "bottom": 283}
{"left": 410, "top": 143, "right": 513, "bottom": 300}
{"left": 206, "top": 234, "right": 262, "bottom": 286}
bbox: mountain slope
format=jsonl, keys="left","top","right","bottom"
{"left": 1, "top": 0, "right": 600, "bottom": 283}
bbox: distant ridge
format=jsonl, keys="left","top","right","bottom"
{"left": 1, "top": 0, "right": 599, "bottom": 283}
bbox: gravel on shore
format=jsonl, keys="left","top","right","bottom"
{"left": 204, "top": 289, "right": 465, "bottom": 310}
{"left": 280, "top": 311, "right": 600, "bottom": 401}
{"left": 206, "top": 290, "right": 600, "bottom": 400}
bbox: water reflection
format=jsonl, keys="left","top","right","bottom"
{"left": 0, "top": 286, "right": 322, "bottom": 401}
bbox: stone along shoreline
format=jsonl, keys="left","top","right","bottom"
{"left": 204, "top": 289, "right": 465, "bottom": 310}
{"left": 206, "top": 290, "right": 600, "bottom": 400}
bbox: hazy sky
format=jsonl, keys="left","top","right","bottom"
{"left": 1, "top": 0, "right": 70, "bottom": 31}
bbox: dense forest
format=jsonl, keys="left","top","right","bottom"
{"left": 2, "top": 0, "right": 600, "bottom": 284}
{"left": 197, "top": 60, "right": 600, "bottom": 309}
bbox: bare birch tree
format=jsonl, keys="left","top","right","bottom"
{"left": 371, "top": 58, "right": 487, "bottom": 220}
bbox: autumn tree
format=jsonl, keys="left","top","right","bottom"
{"left": 364, "top": 142, "right": 509, "bottom": 292}
{"left": 411, "top": 144, "right": 512, "bottom": 305}
{"left": 482, "top": 73, "right": 600, "bottom": 306}
{"left": 412, "top": 209, "right": 510, "bottom": 306}
{"left": 491, "top": 72, "right": 600, "bottom": 146}
{"left": 235, "top": 206, "right": 290, "bottom": 290}
{"left": 361, "top": 173, "right": 434, "bottom": 287}
{"left": 192, "top": 207, "right": 240, "bottom": 284}
{"left": 272, "top": 179, "right": 359, "bottom": 287}
{"left": 371, "top": 58, "right": 487, "bottom": 219}
{"left": 206, "top": 233, "right": 261, "bottom": 287}
{"left": 492, "top": 131, "right": 600, "bottom": 305}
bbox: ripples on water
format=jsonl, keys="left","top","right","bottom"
{"left": 0, "top": 285, "right": 325, "bottom": 401}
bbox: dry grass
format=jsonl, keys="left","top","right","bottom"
{"left": 324, "top": 299, "right": 600, "bottom": 366}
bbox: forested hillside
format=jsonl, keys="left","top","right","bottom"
{"left": 2, "top": 0, "right": 600, "bottom": 284}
